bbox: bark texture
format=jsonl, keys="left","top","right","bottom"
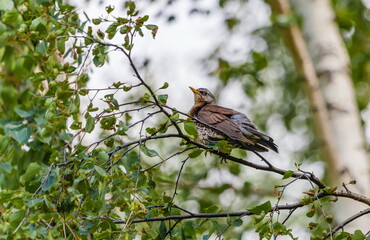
{"left": 271, "top": 0, "right": 370, "bottom": 231}
{"left": 292, "top": 0, "right": 369, "bottom": 197}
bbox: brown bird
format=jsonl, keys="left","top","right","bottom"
{"left": 188, "top": 87, "right": 278, "bottom": 153}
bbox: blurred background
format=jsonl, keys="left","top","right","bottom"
{"left": 67, "top": 0, "right": 370, "bottom": 238}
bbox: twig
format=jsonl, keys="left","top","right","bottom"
{"left": 324, "top": 208, "right": 370, "bottom": 239}
{"left": 141, "top": 147, "right": 196, "bottom": 172}
{"left": 281, "top": 208, "right": 297, "bottom": 225}
{"left": 164, "top": 219, "right": 181, "bottom": 238}
{"left": 170, "top": 157, "right": 190, "bottom": 204}
{"left": 111, "top": 192, "right": 369, "bottom": 225}
{"left": 112, "top": 210, "right": 255, "bottom": 224}
{"left": 302, "top": 170, "right": 333, "bottom": 239}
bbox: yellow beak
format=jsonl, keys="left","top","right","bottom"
{"left": 189, "top": 86, "right": 200, "bottom": 94}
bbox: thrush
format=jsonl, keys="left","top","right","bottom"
{"left": 188, "top": 87, "right": 278, "bottom": 153}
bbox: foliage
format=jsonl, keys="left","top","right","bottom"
{"left": 0, "top": 0, "right": 369, "bottom": 239}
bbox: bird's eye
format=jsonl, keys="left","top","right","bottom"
{"left": 201, "top": 92, "right": 206, "bottom": 96}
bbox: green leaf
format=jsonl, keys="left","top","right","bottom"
{"left": 14, "top": 107, "right": 34, "bottom": 118}
{"left": 324, "top": 215, "right": 333, "bottom": 224}
{"left": 125, "top": 1, "right": 136, "bottom": 11}
{"left": 94, "top": 165, "right": 108, "bottom": 177}
{"left": 97, "top": 29, "right": 105, "bottom": 40}
{"left": 189, "top": 149, "right": 203, "bottom": 158}
{"left": 203, "top": 205, "right": 219, "bottom": 213}
{"left": 27, "top": 198, "right": 44, "bottom": 208}
{"left": 92, "top": 18, "right": 102, "bottom": 25}
{"left": 248, "top": 201, "right": 272, "bottom": 215}
{"left": 57, "top": 38, "right": 65, "bottom": 54}
{"left": 100, "top": 117, "right": 116, "bottom": 130}
{"left": 116, "top": 121, "right": 128, "bottom": 136}
{"left": 282, "top": 170, "right": 294, "bottom": 179}
{"left": 111, "top": 98, "right": 119, "bottom": 110}
{"left": 106, "top": 22, "right": 118, "bottom": 39}
{"left": 0, "top": 162, "right": 12, "bottom": 173}
{"left": 105, "top": 5, "right": 115, "bottom": 14}
{"left": 146, "top": 127, "right": 157, "bottom": 135}
{"left": 184, "top": 121, "right": 198, "bottom": 138}
{"left": 307, "top": 222, "right": 318, "bottom": 230}
{"left": 352, "top": 230, "right": 366, "bottom": 240}
{"left": 170, "top": 112, "right": 179, "bottom": 121}
{"left": 145, "top": 24, "right": 158, "bottom": 30}
{"left": 145, "top": 24, "right": 159, "bottom": 38}
{"left": 59, "top": 133, "right": 73, "bottom": 141}
{"left": 9, "top": 210, "right": 26, "bottom": 229}
{"left": 42, "top": 172, "right": 56, "bottom": 191}
{"left": 85, "top": 115, "right": 95, "bottom": 133}
{"left": 140, "top": 92, "right": 151, "bottom": 102}
{"left": 98, "top": 151, "right": 109, "bottom": 162}
{"left": 140, "top": 145, "right": 159, "bottom": 157}
{"left": 214, "top": 140, "right": 233, "bottom": 154}
{"left": 159, "top": 82, "right": 169, "bottom": 90}
{"left": 2, "top": 10, "right": 21, "bottom": 24}
{"left": 24, "top": 163, "right": 42, "bottom": 181}
{"left": 8, "top": 126, "right": 31, "bottom": 144}
{"left": 29, "top": 16, "right": 47, "bottom": 33}
{"left": 159, "top": 221, "right": 167, "bottom": 239}
{"left": 70, "top": 120, "right": 82, "bottom": 130}
{"left": 119, "top": 26, "right": 129, "bottom": 34}
{"left": 78, "top": 74, "right": 89, "bottom": 85}
{"left": 306, "top": 206, "right": 315, "bottom": 218}
{"left": 157, "top": 94, "right": 168, "bottom": 105}
{"left": 229, "top": 218, "right": 243, "bottom": 227}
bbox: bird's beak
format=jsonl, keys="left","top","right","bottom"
{"left": 189, "top": 86, "right": 200, "bottom": 94}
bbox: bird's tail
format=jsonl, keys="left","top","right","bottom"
{"left": 255, "top": 137, "right": 278, "bottom": 153}
{"left": 244, "top": 128, "right": 279, "bottom": 153}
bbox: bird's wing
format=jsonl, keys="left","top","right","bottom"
{"left": 201, "top": 105, "right": 278, "bottom": 152}
{"left": 231, "top": 113, "right": 278, "bottom": 153}
{"left": 197, "top": 105, "right": 253, "bottom": 144}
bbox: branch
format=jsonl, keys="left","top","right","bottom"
{"left": 107, "top": 194, "right": 320, "bottom": 224}
{"left": 324, "top": 208, "right": 370, "bottom": 239}
{"left": 108, "top": 131, "right": 370, "bottom": 206}
{"left": 95, "top": 41, "right": 184, "bottom": 135}
{"left": 112, "top": 210, "right": 254, "bottom": 224}
{"left": 111, "top": 194, "right": 369, "bottom": 225}
{"left": 170, "top": 157, "right": 189, "bottom": 204}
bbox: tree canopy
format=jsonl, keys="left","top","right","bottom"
{"left": 0, "top": 0, "right": 369, "bottom": 239}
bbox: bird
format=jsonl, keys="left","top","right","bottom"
{"left": 188, "top": 87, "right": 278, "bottom": 153}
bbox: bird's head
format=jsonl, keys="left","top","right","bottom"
{"left": 189, "top": 87, "right": 216, "bottom": 105}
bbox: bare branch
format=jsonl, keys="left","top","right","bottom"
{"left": 170, "top": 157, "right": 190, "bottom": 204}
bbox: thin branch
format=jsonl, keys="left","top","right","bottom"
{"left": 324, "top": 208, "right": 370, "bottom": 239}
{"left": 301, "top": 170, "right": 333, "bottom": 238}
{"left": 141, "top": 147, "right": 196, "bottom": 172}
{"left": 170, "top": 157, "right": 190, "bottom": 204}
{"left": 109, "top": 133, "right": 370, "bottom": 206}
{"left": 107, "top": 134, "right": 182, "bottom": 156}
{"left": 164, "top": 219, "right": 181, "bottom": 238}
{"left": 281, "top": 208, "right": 297, "bottom": 225}
{"left": 112, "top": 210, "right": 255, "bottom": 224}
{"left": 253, "top": 150, "right": 273, "bottom": 168}
{"left": 109, "top": 189, "right": 369, "bottom": 225}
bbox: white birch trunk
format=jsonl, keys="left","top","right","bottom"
{"left": 292, "top": 0, "right": 370, "bottom": 231}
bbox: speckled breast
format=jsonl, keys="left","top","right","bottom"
{"left": 195, "top": 123, "right": 224, "bottom": 143}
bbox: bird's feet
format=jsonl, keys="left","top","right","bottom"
{"left": 220, "top": 157, "right": 228, "bottom": 164}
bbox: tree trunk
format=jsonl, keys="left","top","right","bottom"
{"left": 271, "top": 0, "right": 370, "bottom": 232}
